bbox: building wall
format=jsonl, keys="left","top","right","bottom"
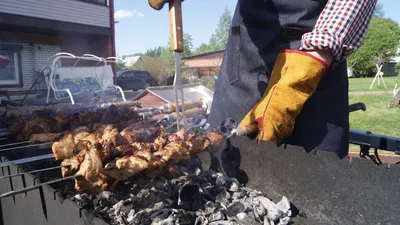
{"left": 0, "top": 0, "right": 110, "bottom": 28}
{"left": 183, "top": 51, "right": 224, "bottom": 77}
{"left": 0, "top": 31, "right": 111, "bottom": 99}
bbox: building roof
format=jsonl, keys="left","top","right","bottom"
{"left": 183, "top": 50, "right": 225, "bottom": 60}
{"left": 132, "top": 83, "right": 214, "bottom": 113}
{"left": 123, "top": 56, "right": 142, "bottom": 67}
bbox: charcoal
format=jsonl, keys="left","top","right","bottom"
{"left": 216, "top": 174, "right": 227, "bottom": 186}
{"left": 126, "top": 210, "right": 136, "bottom": 223}
{"left": 194, "top": 216, "right": 209, "bottom": 225}
{"left": 150, "top": 208, "right": 171, "bottom": 223}
{"left": 209, "top": 211, "right": 225, "bottom": 221}
{"left": 232, "top": 189, "right": 246, "bottom": 199}
{"left": 63, "top": 156, "right": 295, "bottom": 225}
{"left": 227, "top": 201, "right": 246, "bottom": 215}
{"left": 155, "top": 216, "right": 175, "bottom": 225}
{"left": 204, "top": 201, "right": 217, "bottom": 215}
{"left": 73, "top": 193, "right": 93, "bottom": 207}
{"left": 178, "top": 182, "right": 206, "bottom": 211}
{"left": 209, "top": 221, "right": 237, "bottom": 225}
{"left": 113, "top": 200, "right": 133, "bottom": 215}
{"left": 93, "top": 191, "right": 120, "bottom": 207}
{"left": 215, "top": 189, "right": 231, "bottom": 207}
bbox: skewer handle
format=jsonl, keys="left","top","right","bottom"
{"left": 169, "top": 0, "right": 184, "bottom": 52}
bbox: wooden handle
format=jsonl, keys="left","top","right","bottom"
{"left": 235, "top": 124, "right": 259, "bottom": 136}
{"left": 167, "top": 106, "right": 206, "bottom": 121}
{"left": 183, "top": 107, "right": 206, "bottom": 117}
{"left": 168, "top": 99, "right": 204, "bottom": 112}
{"left": 169, "top": 0, "right": 184, "bottom": 52}
{"left": 112, "top": 101, "right": 140, "bottom": 108}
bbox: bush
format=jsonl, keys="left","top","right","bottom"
{"left": 200, "top": 76, "right": 216, "bottom": 91}
{"left": 130, "top": 56, "right": 171, "bottom": 86}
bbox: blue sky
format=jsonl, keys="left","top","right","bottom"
{"left": 114, "top": 0, "right": 400, "bottom": 56}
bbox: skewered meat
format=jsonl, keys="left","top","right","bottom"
{"left": 102, "top": 150, "right": 153, "bottom": 181}
{"left": 52, "top": 125, "right": 116, "bottom": 161}
{"left": 71, "top": 126, "right": 92, "bottom": 143}
{"left": 3, "top": 104, "right": 141, "bottom": 142}
{"left": 102, "top": 131, "right": 224, "bottom": 182}
{"left": 29, "top": 132, "right": 66, "bottom": 144}
{"left": 74, "top": 143, "right": 110, "bottom": 193}
{"left": 61, "top": 150, "right": 86, "bottom": 177}
{"left": 119, "top": 121, "right": 163, "bottom": 143}
{"left": 6, "top": 115, "right": 26, "bottom": 136}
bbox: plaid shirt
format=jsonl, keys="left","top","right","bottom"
{"left": 300, "top": 0, "right": 378, "bottom": 67}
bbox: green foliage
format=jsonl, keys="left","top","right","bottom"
{"left": 193, "top": 7, "right": 232, "bottom": 54}
{"left": 347, "top": 17, "right": 400, "bottom": 75}
{"left": 130, "top": 55, "right": 171, "bottom": 85}
{"left": 160, "top": 32, "right": 195, "bottom": 69}
{"left": 200, "top": 76, "right": 216, "bottom": 91}
{"left": 395, "top": 62, "right": 400, "bottom": 75}
{"left": 116, "top": 60, "right": 127, "bottom": 71}
{"left": 145, "top": 46, "right": 164, "bottom": 58}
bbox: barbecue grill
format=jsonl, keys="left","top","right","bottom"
{"left": 1, "top": 102, "right": 400, "bottom": 225}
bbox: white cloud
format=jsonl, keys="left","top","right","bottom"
{"left": 114, "top": 9, "right": 145, "bottom": 20}
{"left": 136, "top": 12, "right": 145, "bottom": 17}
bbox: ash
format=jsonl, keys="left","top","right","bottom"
{"left": 71, "top": 157, "right": 292, "bottom": 225}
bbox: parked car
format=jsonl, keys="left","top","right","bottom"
{"left": 116, "top": 70, "right": 153, "bottom": 91}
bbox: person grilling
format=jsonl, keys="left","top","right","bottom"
{"left": 148, "top": 0, "right": 377, "bottom": 159}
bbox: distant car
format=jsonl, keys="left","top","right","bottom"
{"left": 116, "top": 70, "right": 153, "bottom": 91}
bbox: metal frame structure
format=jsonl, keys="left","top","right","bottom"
{"left": 45, "top": 53, "right": 127, "bottom": 105}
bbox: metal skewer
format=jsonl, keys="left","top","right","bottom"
{"left": 0, "top": 166, "right": 62, "bottom": 180}
{"left": 0, "top": 174, "right": 82, "bottom": 198}
{"left": 0, "top": 140, "right": 31, "bottom": 149}
{"left": 0, "top": 142, "right": 53, "bottom": 153}
{"left": 0, "top": 153, "right": 55, "bottom": 167}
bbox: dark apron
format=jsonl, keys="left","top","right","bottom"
{"left": 208, "top": 0, "right": 349, "bottom": 158}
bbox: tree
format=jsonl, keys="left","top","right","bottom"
{"left": 145, "top": 46, "right": 165, "bottom": 58}
{"left": 130, "top": 55, "right": 171, "bottom": 85}
{"left": 160, "top": 32, "right": 195, "bottom": 68}
{"left": 194, "top": 43, "right": 212, "bottom": 55}
{"left": 193, "top": 7, "right": 232, "bottom": 54}
{"left": 347, "top": 17, "right": 400, "bottom": 75}
{"left": 208, "top": 7, "right": 232, "bottom": 51}
{"left": 373, "top": 3, "right": 385, "bottom": 18}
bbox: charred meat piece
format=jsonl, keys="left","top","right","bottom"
{"left": 52, "top": 133, "right": 76, "bottom": 160}
{"left": 61, "top": 150, "right": 86, "bottom": 177}
{"left": 102, "top": 131, "right": 224, "bottom": 182}
{"left": 74, "top": 144, "right": 110, "bottom": 193}
{"left": 54, "top": 113, "right": 74, "bottom": 131}
{"left": 72, "top": 126, "right": 92, "bottom": 143}
{"left": 7, "top": 115, "right": 27, "bottom": 137}
{"left": 29, "top": 132, "right": 66, "bottom": 144}
{"left": 119, "top": 121, "right": 162, "bottom": 143}
{"left": 102, "top": 151, "right": 152, "bottom": 181}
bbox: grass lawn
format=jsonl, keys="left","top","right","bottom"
{"left": 348, "top": 93, "right": 399, "bottom": 153}
{"left": 349, "top": 93, "right": 399, "bottom": 137}
{"left": 348, "top": 76, "right": 398, "bottom": 92}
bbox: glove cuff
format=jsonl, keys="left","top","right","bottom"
{"left": 280, "top": 49, "right": 328, "bottom": 74}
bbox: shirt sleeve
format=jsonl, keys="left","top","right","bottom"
{"left": 300, "top": 0, "right": 378, "bottom": 66}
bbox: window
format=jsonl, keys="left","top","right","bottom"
{"left": 0, "top": 44, "right": 22, "bottom": 87}
{"left": 77, "top": 0, "right": 108, "bottom": 6}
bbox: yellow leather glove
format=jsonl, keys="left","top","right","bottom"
{"left": 148, "top": 0, "right": 185, "bottom": 10}
{"left": 238, "top": 50, "right": 328, "bottom": 144}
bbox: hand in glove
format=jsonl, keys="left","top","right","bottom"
{"left": 237, "top": 49, "right": 329, "bottom": 145}
{"left": 148, "top": 0, "right": 184, "bottom": 10}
